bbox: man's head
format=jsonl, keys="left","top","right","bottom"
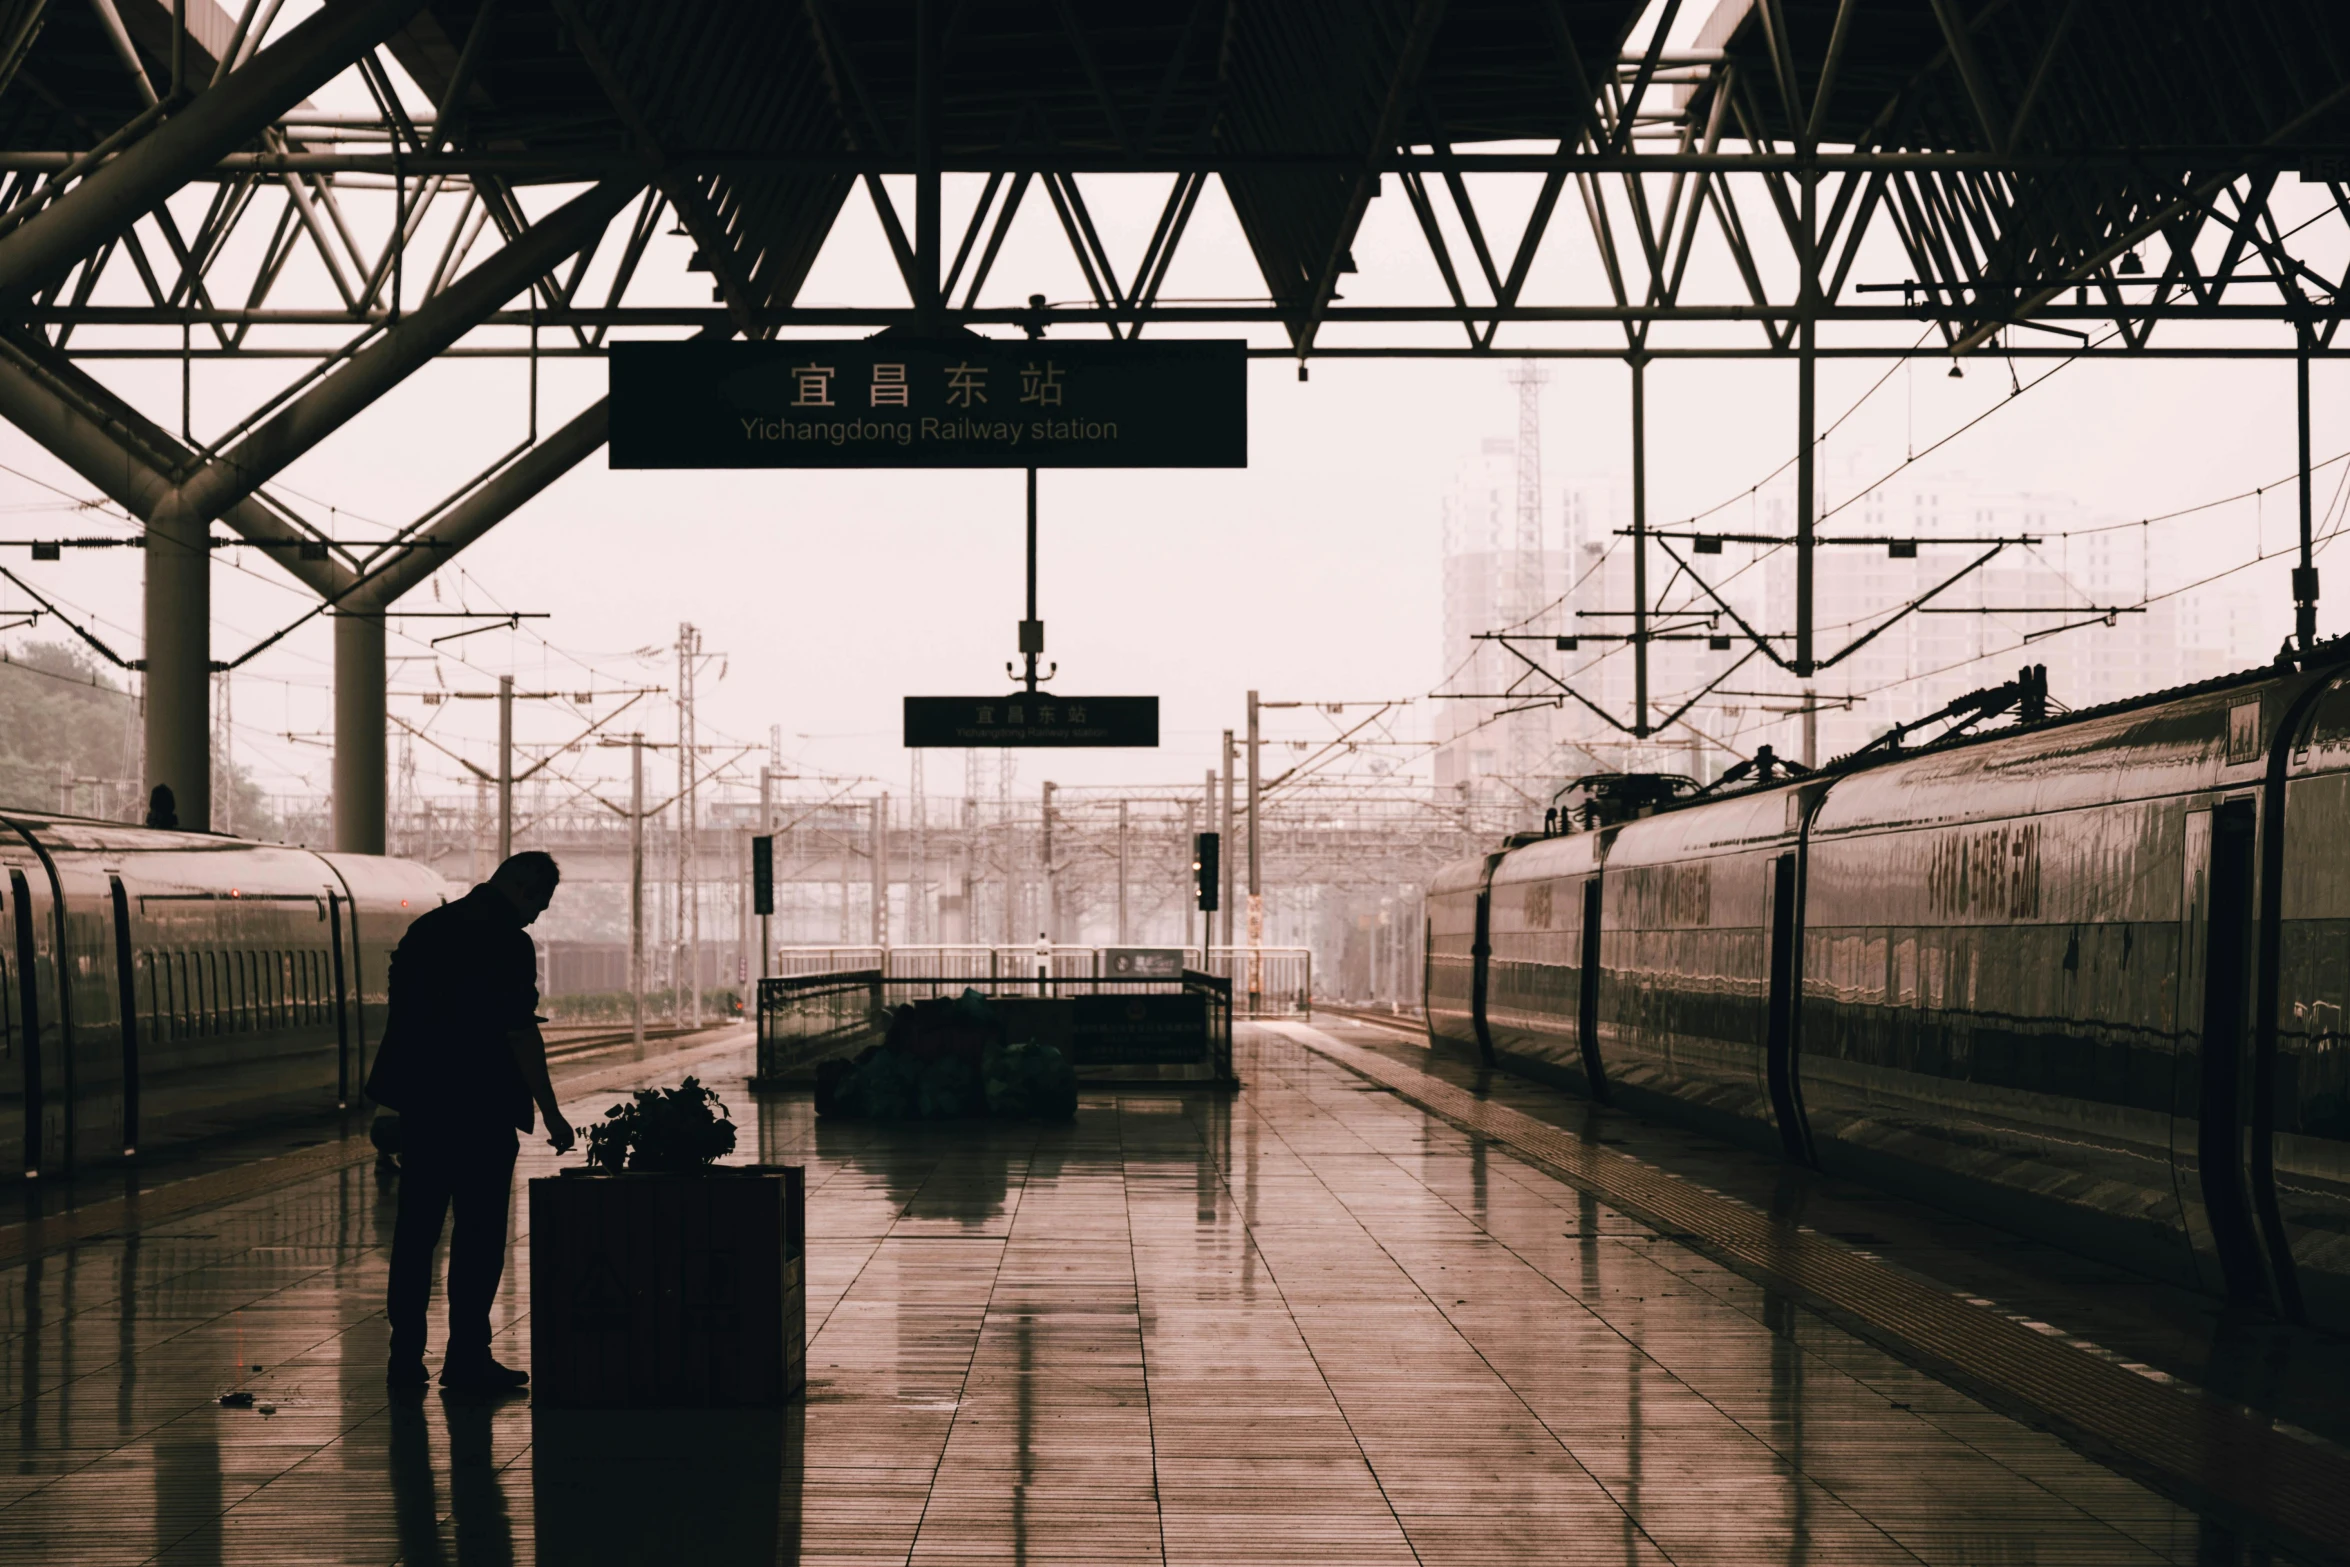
{"left": 487, "top": 851, "right": 561, "bottom": 925}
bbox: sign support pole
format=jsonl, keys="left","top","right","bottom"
{"left": 1017, "top": 467, "right": 1047, "bottom": 692}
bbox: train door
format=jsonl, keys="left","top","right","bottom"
{"left": 1468, "top": 876, "right": 1495, "bottom": 1065}
{"left": 1576, "top": 879, "right": 1607, "bottom": 1099}
{"left": 109, "top": 877, "right": 140, "bottom": 1157}
{"left": 327, "top": 887, "right": 352, "bottom": 1106}
{"left": 1764, "top": 853, "right": 1811, "bottom": 1163}
{"left": 2177, "top": 800, "right": 2271, "bottom": 1304}
{"left": 7, "top": 867, "right": 62, "bottom": 1175}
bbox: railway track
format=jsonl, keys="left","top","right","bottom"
{"left": 1310, "top": 1002, "right": 1425, "bottom": 1037}
{"left": 541, "top": 1020, "right": 745, "bottom": 1061}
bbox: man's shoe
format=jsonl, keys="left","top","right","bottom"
{"left": 439, "top": 1357, "right": 529, "bottom": 1393}
{"left": 387, "top": 1357, "right": 429, "bottom": 1388}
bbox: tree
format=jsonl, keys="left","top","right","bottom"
{"left": 0, "top": 642, "right": 278, "bottom": 835}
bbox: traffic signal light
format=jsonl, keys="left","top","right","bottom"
{"left": 751, "top": 834, "right": 774, "bottom": 915}
{"left": 1193, "top": 831, "right": 1220, "bottom": 912}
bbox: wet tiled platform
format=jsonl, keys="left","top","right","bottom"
{"left": 1, "top": 1024, "right": 2333, "bottom": 1564}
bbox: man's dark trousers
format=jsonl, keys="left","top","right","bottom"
{"left": 387, "top": 1116, "right": 521, "bottom": 1363}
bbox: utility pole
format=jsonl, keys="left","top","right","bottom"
{"left": 1794, "top": 167, "right": 1819, "bottom": 678}
{"left": 496, "top": 673, "right": 513, "bottom": 862}
{"left": 1116, "top": 797, "right": 1130, "bottom": 945}
{"left": 1000, "top": 752, "right": 1016, "bottom": 948}
{"left": 2298, "top": 342, "right": 2320, "bottom": 650}
{"left": 1246, "top": 691, "right": 1263, "bottom": 1012}
{"left": 1630, "top": 355, "right": 1650, "bottom": 736}
{"left": 871, "top": 793, "right": 888, "bottom": 949}
{"left": 1182, "top": 796, "right": 1197, "bottom": 954}
{"left": 1219, "top": 732, "right": 1236, "bottom": 961}
{"left": 213, "top": 670, "right": 233, "bottom": 834}
{"left": 758, "top": 765, "right": 774, "bottom": 979}
{"left": 909, "top": 750, "right": 927, "bottom": 943}
{"left": 675, "top": 623, "right": 700, "bottom": 1028}
{"left": 1040, "top": 781, "right": 1056, "bottom": 946}
{"left": 630, "top": 732, "right": 644, "bottom": 1046}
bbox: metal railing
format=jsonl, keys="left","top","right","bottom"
{"left": 753, "top": 965, "right": 1234, "bottom": 1082}
{"left": 753, "top": 969, "right": 884, "bottom": 1085}
{"left": 769, "top": 944, "right": 1310, "bottom": 1017}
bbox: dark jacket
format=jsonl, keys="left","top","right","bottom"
{"left": 364, "top": 885, "right": 539, "bottom": 1131}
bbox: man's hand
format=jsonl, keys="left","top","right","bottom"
{"left": 545, "top": 1111, "right": 575, "bottom": 1156}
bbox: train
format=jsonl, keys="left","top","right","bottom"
{"left": 1427, "top": 652, "right": 2350, "bottom": 1333}
{"left": 0, "top": 813, "right": 447, "bottom": 1179}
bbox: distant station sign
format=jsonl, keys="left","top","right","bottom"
{"left": 609, "top": 339, "right": 1246, "bottom": 468}
{"left": 1103, "top": 947, "right": 1186, "bottom": 980}
{"left": 903, "top": 695, "right": 1158, "bottom": 748}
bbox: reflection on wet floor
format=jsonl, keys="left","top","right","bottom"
{"left": 1321, "top": 1013, "right": 2350, "bottom": 1465}
{"left": 0, "top": 1026, "right": 2322, "bottom": 1564}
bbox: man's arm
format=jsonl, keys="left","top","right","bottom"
{"left": 509, "top": 1021, "right": 574, "bottom": 1153}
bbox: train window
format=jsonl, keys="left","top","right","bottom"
{"left": 278, "top": 952, "right": 291, "bottom": 1027}
{"left": 203, "top": 950, "right": 219, "bottom": 1035}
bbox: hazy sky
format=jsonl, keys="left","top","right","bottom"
{"left": 0, "top": 19, "right": 2339, "bottom": 815}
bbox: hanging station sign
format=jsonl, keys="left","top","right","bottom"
{"left": 608, "top": 338, "right": 1247, "bottom": 469}
{"left": 903, "top": 695, "right": 1158, "bottom": 748}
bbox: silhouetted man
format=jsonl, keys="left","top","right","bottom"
{"left": 369, "top": 851, "right": 574, "bottom": 1391}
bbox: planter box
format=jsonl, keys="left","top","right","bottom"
{"left": 529, "top": 1165, "right": 805, "bottom": 1407}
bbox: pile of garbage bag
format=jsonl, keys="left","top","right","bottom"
{"left": 816, "top": 988, "right": 1076, "bottom": 1123}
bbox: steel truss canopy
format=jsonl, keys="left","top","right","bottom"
{"left": 0, "top": 0, "right": 2345, "bottom": 841}
{"left": 0, "top": 0, "right": 2344, "bottom": 359}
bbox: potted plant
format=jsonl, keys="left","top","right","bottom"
{"left": 529, "top": 1078, "right": 805, "bottom": 1407}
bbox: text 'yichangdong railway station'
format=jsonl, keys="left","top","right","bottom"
{"left": 5, "top": 2, "right": 2350, "bottom": 1563}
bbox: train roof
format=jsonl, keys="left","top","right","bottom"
{"left": 1440, "top": 640, "right": 2350, "bottom": 877}
{"left": 1628, "top": 641, "right": 2344, "bottom": 821}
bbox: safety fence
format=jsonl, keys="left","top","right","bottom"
{"left": 754, "top": 966, "right": 1233, "bottom": 1084}
{"left": 769, "top": 945, "right": 1309, "bottom": 1017}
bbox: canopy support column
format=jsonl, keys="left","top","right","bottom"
{"left": 333, "top": 611, "right": 386, "bottom": 853}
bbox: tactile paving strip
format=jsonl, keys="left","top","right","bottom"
{"left": 1291, "top": 1027, "right": 2350, "bottom": 1557}
{"left": 0, "top": 1025, "right": 753, "bottom": 1270}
